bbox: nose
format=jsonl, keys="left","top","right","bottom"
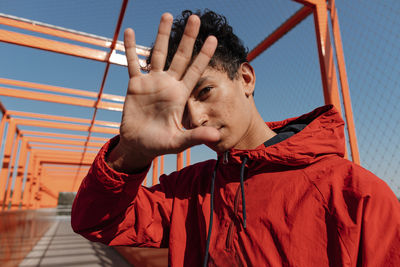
{"left": 182, "top": 100, "right": 207, "bottom": 129}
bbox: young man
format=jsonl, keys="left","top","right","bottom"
{"left": 72, "top": 10, "right": 400, "bottom": 266}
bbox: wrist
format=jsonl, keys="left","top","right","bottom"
{"left": 106, "top": 139, "right": 154, "bottom": 174}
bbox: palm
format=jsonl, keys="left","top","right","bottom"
{"left": 119, "top": 14, "right": 220, "bottom": 159}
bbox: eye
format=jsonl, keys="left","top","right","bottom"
{"left": 197, "top": 86, "right": 212, "bottom": 100}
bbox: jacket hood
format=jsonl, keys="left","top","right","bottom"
{"left": 218, "top": 105, "right": 346, "bottom": 166}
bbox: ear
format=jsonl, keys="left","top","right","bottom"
{"left": 239, "top": 62, "right": 256, "bottom": 97}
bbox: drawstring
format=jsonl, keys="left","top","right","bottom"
{"left": 203, "top": 158, "right": 220, "bottom": 267}
{"left": 240, "top": 156, "right": 248, "bottom": 229}
{"left": 203, "top": 155, "right": 249, "bottom": 266}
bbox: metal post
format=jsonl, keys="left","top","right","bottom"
{"left": 21, "top": 151, "right": 34, "bottom": 209}
{"left": 152, "top": 157, "right": 158, "bottom": 186}
{"left": 3, "top": 133, "right": 21, "bottom": 209}
{"left": 0, "top": 119, "right": 16, "bottom": 206}
{"left": 186, "top": 149, "right": 191, "bottom": 167}
{"left": 9, "top": 138, "right": 28, "bottom": 209}
{"left": 177, "top": 152, "right": 183, "bottom": 171}
{"left": 160, "top": 155, "right": 164, "bottom": 176}
{"left": 328, "top": 0, "right": 360, "bottom": 164}
{"left": 0, "top": 112, "right": 7, "bottom": 147}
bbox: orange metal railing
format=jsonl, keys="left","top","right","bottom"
{"left": 0, "top": 1, "right": 361, "bottom": 266}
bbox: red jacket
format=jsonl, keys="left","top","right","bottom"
{"left": 71, "top": 105, "right": 400, "bottom": 266}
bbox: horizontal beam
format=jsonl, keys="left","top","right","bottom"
{"left": 0, "top": 28, "right": 146, "bottom": 66}
{"left": 13, "top": 118, "right": 119, "bottom": 134}
{"left": 0, "top": 13, "right": 150, "bottom": 56}
{"left": 0, "top": 86, "right": 123, "bottom": 111}
{"left": 0, "top": 77, "right": 125, "bottom": 102}
{"left": 9, "top": 110, "right": 120, "bottom": 128}
{"left": 22, "top": 130, "right": 108, "bottom": 142}
{"left": 29, "top": 144, "right": 100, "bottom": 152}
{"left": 0, "top": 28, "right": 108, "bottom": 61}
{"left": 26, "top": 136, "right": 104, "bottom": 147}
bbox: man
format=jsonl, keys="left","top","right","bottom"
{"left": 71, "top": 10, "right": 400, "bottom": 266}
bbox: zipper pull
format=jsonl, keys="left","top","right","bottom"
{"left": 223, "top": 151, "right": 229, "bottom": 164}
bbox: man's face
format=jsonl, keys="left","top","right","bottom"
{"left": 182, "top": 65, "right": 254, "bottom": 152}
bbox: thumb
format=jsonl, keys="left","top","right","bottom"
{"left": 178, "top": 126, "right": 221, "bottom": 150}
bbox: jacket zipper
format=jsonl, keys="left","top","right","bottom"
{"left": 225, "top": 184, "right": 242, "bottom": 251}
{"left": 223, "top": 151, "right": 229, "bottom": 164}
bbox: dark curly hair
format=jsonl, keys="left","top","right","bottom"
{"left": 146, "top": 9, "right": 248, "bottom": 80}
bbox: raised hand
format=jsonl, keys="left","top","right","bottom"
{"left": 107, "top": 13, "right": 220, "bottom": 173}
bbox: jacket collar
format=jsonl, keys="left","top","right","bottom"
{"left": 217, "top": 105, "right": 345, "bottom": 167}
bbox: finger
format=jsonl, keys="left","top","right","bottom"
{"left": 151, "top": 13, "right": 173, "bottom": 72}
{"left": 167, "top": 15, "right": 200, "bottom": 79}
{"left": 124, "top": 28, "right": 141, "bottom": 78}
{"left": 182, "top": 36, "right": 218, "bottom": 90}
{"left": 178, "top": 126, "right": 221, "bottom": 150}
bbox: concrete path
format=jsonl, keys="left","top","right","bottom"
{"left": 18, "top": 216, "right": 132, "bottom": 267}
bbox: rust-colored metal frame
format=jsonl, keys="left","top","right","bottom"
{"left": 248, "top": 0, "right": 359, "bottom": 163}
{"left": 0, "top": 0, "right": 359, "bottom": 212}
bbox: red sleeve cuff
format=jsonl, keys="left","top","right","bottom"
{"left": 91, "top": 136, "right": 150, "bottom": 190}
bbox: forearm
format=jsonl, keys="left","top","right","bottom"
{"left": 71, "top": 136, "right": 148, "bottom": 242}
{"left": 106, "top": 136, "right": 154, "bottom": 174}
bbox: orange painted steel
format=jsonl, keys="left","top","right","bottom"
{"left": 21, "top": 153, "right": 34, "bottom": 208}
{"left": 177, "top": 152, "right": 184, "bottom": 171}
{"left": 21, "top": 153, "right": 36, "bottom": 209}
{"left": 30, "top": 156, "right": 42, "bottom": 209}
{"left": 73, "top": 0, "right": 129, "bottom": 191}
{"left": 31, "top": 149, "right": 97, "bottom": 158}
{"left": 0, "top": 2, "right": 365, "bottom": 266}
{"left": 160, "top": 156, "right": 164, "bottom": 176}
{"left": 42, "top": 170, "right": 90, "bottom": 177}
{"left": 247, "top": 5, "right": 313, "bottom": 62}
{"left": 21, "top": 130, "right": 108, "bottom": 142}
{"left": 152, "top": 157, "right": 158, "bottom": 186}
{"left": 328, "top": 0, "right": 360, "bottom": 164}
{"left": 294, "top": 0, "right": 342, "bottom": 113}
{"left": 42, "top": 166, "right": 90, "bottom": 174}
{"left": 312, "top": 1, "right": 342, "bottom": 113}
{"left": 12, "top": 118, "right": 118, "bottom": 135}
{"left": 186, "top": 149, "right": 191, "bottom": 167}
{"left": 2, "top": 133, "right": 21, "bottom": 209}
{"left": 0, "top": 14, "right": 150, "bottom": 56}
{"left": 9, "top": 110, "right": 120, "bottom": 130}
{"left": 34, "top": 159, "right": 94, "bottom": 166}
{"left": 39, "top": 166, "right": 88, "bottom": 207}
{"left": 9, "top": 110, "right": 93, "bottom": 125}
{"left": 0, "top": 15, "right": 115, "bottom": 51}
{"left": 35, "top": 151, "right": 96, "bottom": 160}
{"left": 0, "top": 86, "right": 123, "bottom": 111}
{"left": 0, "top": 78, "right": 118, "bottom": 101}
{"left": 246, "top": 0, "right": 359, "bottom": 163}
{"left": 0, "top": 112, "right": 7, "bottom": 147}
{"left": 9, "top": 141, "right": 30, "bottom": 209}
{"left": 0, "top": 119, "right": 17, "bottom": 205}
{"left": 143, "top": 175, "right": 148, "bottom": 187}
{"left": 26, "top": 137, "right": 103, "bottom": 148}
{"left": 0, "top": 28, "right": 109, "bottom": 62}
{"left": 29, "top": 144, "right": 99, "bottom": 152}
{"left": 0, "top": 77, "right": 125, "bottom": 103}
{"left": 0, "top": 1, "right": 360, "bottom": 214}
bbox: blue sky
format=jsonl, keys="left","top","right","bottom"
{"left": 0, "top": 0, "right": 399, "bottom": 196}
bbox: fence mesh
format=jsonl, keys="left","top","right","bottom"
{"left": 334, "top": 0, "right": 400, "bottom": 196}
{"left": 0, "top": 0, "right": 398, "bottom": 197}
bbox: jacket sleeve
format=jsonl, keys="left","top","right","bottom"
{"left": 71, "top": 136, "right": 174, "bottom": 248}
{"left": 356, "top": 172, "right": 400, "bottom": 266}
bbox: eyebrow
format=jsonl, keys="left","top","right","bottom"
{"left": 194, "top": 76, "right": 210, "bottom": 91}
